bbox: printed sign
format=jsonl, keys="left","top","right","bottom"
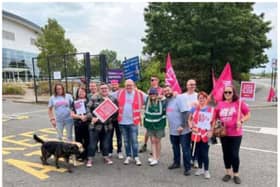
{"left": 240, "top": 81, "right": 256, "bottom": 101}
{"left": 93, "top": 98, "right": 118, "bottom": 123}
{"left": 74, "top": 100, "right": 86, "bottom": 115}
{"left": 53, "top": 71, "right": 61, "bottom": 80}
{"left": 107, "top": 69, "right": 123, "bottom": 82}
{"left": 122, "top": 56, "right": 140, "bottom": 81}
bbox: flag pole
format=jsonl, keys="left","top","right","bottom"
{"left": 237, "top": 86, "right": 242, "bottom": 130}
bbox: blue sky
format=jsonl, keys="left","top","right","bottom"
{"left": 2, "top": 2, "right": 277, "bottom": 73}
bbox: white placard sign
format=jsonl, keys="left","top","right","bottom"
{"left": 53, "top": 71, "right": 61, "bottom": 80}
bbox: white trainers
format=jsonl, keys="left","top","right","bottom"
{"left": 134, "top": 157, "right": 142, "bottom": 166}
{"left": 104, "top": 156, "right": 113, "bottom": 165}
{"left": 123, "top": 157, "right": 131, "bottom": 165}
{"left": 194, "top": 160, "right": 199, "bottom": 168}
{"left": 148, "top": 157, "right": 153, "bottom": 163}
{"left": 150, "top": 159, "right": 159, "bottom": 166}
{"left": 195, "top": 168, "right": 204, "bottom": 176}
{"left": 204, "top": 170, "right": 211, "bottom": 179}
{"left": 118, "top": 152, "right": 124, "bottom": 159}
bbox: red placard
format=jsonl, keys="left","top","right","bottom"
{"left": 240, "top": 81, "right": 256, "bottom": 101}
{"left": 93, "top": 98, "right": 118, "bottom": 123}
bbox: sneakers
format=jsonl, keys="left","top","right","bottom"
{"left": 193, "top": 160, "right": 199, "bottom": 168}
{"left": 139, "top": 144, "right": 147, "bottom": 153}
{"left": 204, "top": 170, "right": 211, "bottom": 179}
{"left": 233, "top": 176, "right": 241, "bottom": 184}
{"left": 86, "top": 159, "right": 93, "bottom": 167}
{"left": 148, "top": 157, "right": 153, "bottom": 163}
{"left": 184, "top": 170, "right": 191, "bottom": 176}
{"left": 222, "top": 174, "right": 231, "bottom": 182}
{"left": 124, "top": 157, "right": 132, "bottom": 165}
{"left": 195, "top": 168, "right": 204, "bottom": 176}
{"left": 150, "top": 159, "right": 158, "bottom": 166}
{"left": 168, "top": 163, "right": 180, "bottom": 169}
{"left": 134, "top": 157, "right": 142, "bottom": 166}
{"left": 104, "top": 156, "right": 113, "bottom": 165}
{"left": 118, "top": 152, "right": 124, "bottom": 159}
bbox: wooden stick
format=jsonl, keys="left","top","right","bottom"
{"left": 192, "top": 133, "right": 197, "bottom": 157}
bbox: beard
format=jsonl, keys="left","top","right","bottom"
{"left": 165, "top": 93, "right": 173, "bottom": 98}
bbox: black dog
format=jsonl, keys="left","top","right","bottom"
{"left": 33, "top": 134, "right": 84, "bottom": 173}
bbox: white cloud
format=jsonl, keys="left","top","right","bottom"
{"left": 65, "top": 2, "right": 148, "bottom": 60}
{"left": 3, "top": 2, "right": 277, "bottom": 71}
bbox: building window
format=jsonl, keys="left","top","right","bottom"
{"left": 30, "top": 38, "right": 36, "bottom": 45}
{"left": 3, "top": 30, "right": 15, "bottom": 41}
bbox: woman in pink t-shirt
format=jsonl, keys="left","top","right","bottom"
{"left": 215, "top": 85, "right": 250, "bottom": 184}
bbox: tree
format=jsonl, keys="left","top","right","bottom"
{"left": 142, "top": 2, "right": 272, "bottom": 91}
{"left": 35, "top": 18, "right": 77, "bottom": 78}
{"left": 100, "top": 49, "right": 122, "bottom": 69}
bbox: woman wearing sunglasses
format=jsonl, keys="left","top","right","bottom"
{"left": 215, "top": 85, "right": 250, "bottom": 184}
{"left": 143, "top": 88, "right": 166, "bottom": 166}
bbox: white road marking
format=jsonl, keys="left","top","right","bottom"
{"left": 243, "top": 126, "right": 277, "bottom": 136}
{"left": 3, "top": 109, "right": 47, "bottom": 116}
{"left": 216, "top": 144, "right": 277, "bottom": 154}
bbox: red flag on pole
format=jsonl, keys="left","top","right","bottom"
{"left": 211, "top": 63, "right": 233, "bottom": 102}
{"left": 165, "top": 53, "right": 182, "bottom": 93}
{"left": 267, "top": 87, "right": 276, "bottom": 102}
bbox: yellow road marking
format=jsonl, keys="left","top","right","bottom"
{"left": 3, "top": 135, "right": 39, "bottom": 147}
{"left": 5, "top": 159, "right": 66, "bottom": 180}
{"left": 17, "top": 115, "right": 29, "bottom": 120}
{"left": 25, "top": 150, "right": 41, "bottom": 157}
{"left": 2, "top": 147, "right": 26, "bottom": 155}
{"left": 39, "top": 128, "right": 57, "bottom": 134}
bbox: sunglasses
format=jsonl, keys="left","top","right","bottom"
{"left": 188, "top": 84, "right": 196, "bottom": 86}
{"left": 224, "top": 91, "right": 232, "bottom": 94}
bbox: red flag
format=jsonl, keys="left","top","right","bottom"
{"left": 267, "top": 87, "right": 276, "bottom": 102}
{"left": 212, "top": 68, "right": 217, "bottom": 88}
{"left": 165, "top": 53, "right": 182, "bottom": 93}
{"left": 211, "top": 63, "right": 233, "bottom": 102}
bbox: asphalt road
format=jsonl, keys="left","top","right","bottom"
{"left": 2, "top": 99, "right": 277, "bottom": 187}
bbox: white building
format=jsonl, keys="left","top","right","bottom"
{"left": 2, "top": 10, "right": 41, "bottom": 82}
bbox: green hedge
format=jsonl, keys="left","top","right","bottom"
{"left": 3, "top": 84, "right": 26, "bottom": 95}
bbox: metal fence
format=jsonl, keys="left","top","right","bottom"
{"left": 32, "top": 52, "right": 107, "bottom": 103}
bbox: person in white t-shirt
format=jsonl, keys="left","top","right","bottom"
{"left": 179, "top": 79, "right": 199, "bottom": 168}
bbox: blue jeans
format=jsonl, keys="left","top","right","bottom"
{"left": 56, "top": 118, "right": 73, "bottom": 141}
{"left": 170, "top": 133, "right": 191, "bottom": 171}
{"left": 87, "top": 127, "right": 113, "bottom": 157}
{"left": 120, "top": 124, "right": 139, "bottom": 158}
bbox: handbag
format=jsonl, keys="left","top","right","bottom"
{"left": 213, "top": 120, "right": 227, "bottom": 137}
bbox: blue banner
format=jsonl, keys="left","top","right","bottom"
{"left": 122, "top": 56, "right": 140, "bottom": 81}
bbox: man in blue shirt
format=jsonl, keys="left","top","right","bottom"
{"left": 163, "top": 85, "right": 192, "bottom": 176}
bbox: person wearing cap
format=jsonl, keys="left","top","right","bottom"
{"left": 140, "top": 75, "right": 163, "bottom": 153}
{"left": 143, "top": 88, "right": 166, "bottom": 166}
{"left": 108, "top": 80, "right": 124, "bottom": 159}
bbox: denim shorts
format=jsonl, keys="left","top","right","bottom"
{"left": 147, "top": 129, "right": 165, "bottom": 138}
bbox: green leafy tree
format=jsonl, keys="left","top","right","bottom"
{"left": 100, "top": 49, "right": 122, "bottom": 69}
{"left": 142, "top": 2, "right": 272, "bottom": 91}
{"left": 136, "top": 58, "right": 165, "bottom": 91}
{"left": 35, "top": 18, "right": 77, "bottom": 78}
